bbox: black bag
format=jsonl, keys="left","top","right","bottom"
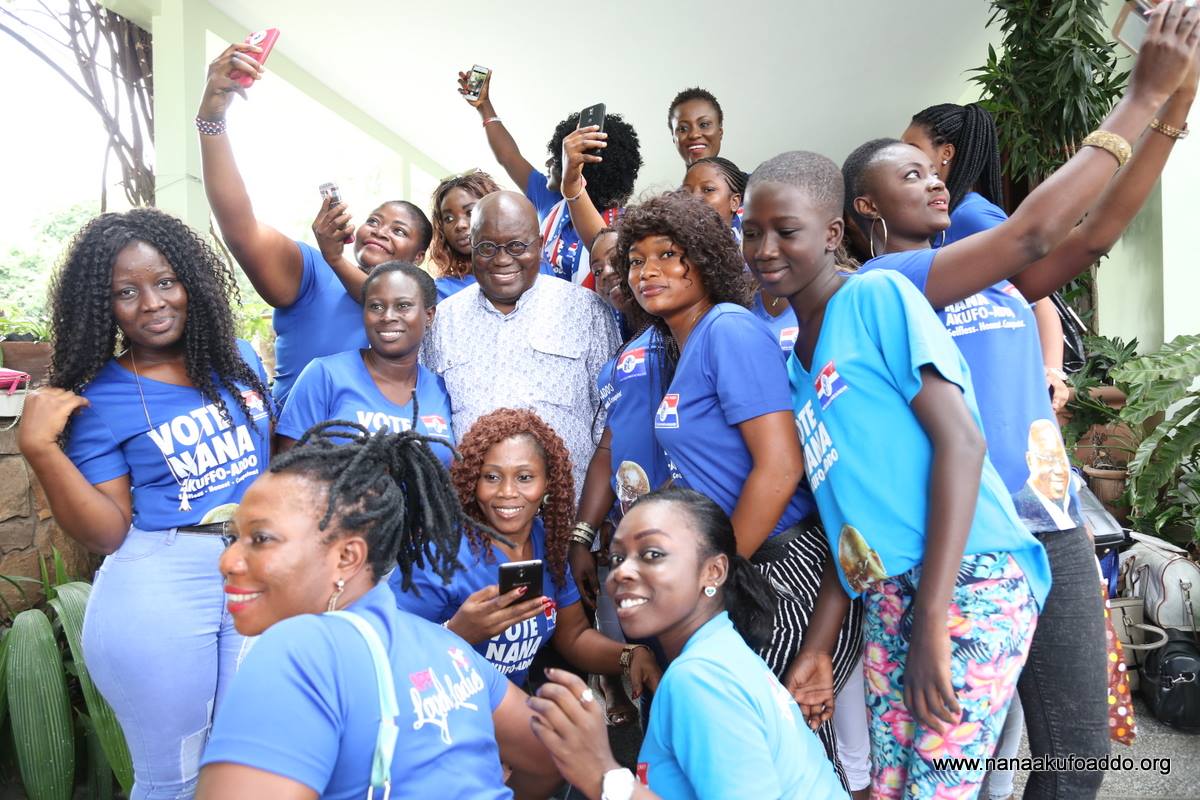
{"left": 1048, "top": 291, "right": 1087, "bottom": 375}
{"left": 1139, "top": 629, "right": 1200, "bottom": 733}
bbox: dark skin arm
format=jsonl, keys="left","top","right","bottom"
{"left": 198, "top": 43, "right": 304, "bottom": 308}
{"left": 731, "top": 411, "right": 806, "bottom": 559}
{"left": 905, "top": 366, "right": 988, "bottom": 734}
{"left": 492, "top": 682, "right": 566, "bottom": 799}
{"left": 457, "top": 70, "right": 536, "bottom": 190}
{"left": 570, "top": 427, "right": 617, "bottom": 609}
{"left": 551, "top": 602, "right": 660, "bottom": 700}
{"left": 559, "top": 126, "right": 610, "bottom": 249}
{"left": 869, "top": 3, "right": 1200, "bottom": 308}
{"left": 782, "top": 558, "right": 851, "bottom": 729}
{"left": 17, "top": 388, "right": 131, "bottom": 554}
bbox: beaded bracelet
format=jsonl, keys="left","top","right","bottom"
{"left": 195, "top": 116, "right": 227, "bottom": 136}
{"left": 564, "top": 176, "right": 588, "bottom": 203}
{"left": 1150, "top": 118, "right": 1189, "bottom": 140}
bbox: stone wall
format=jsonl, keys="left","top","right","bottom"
{"left": 0, "top": 425, "right": 96, "bottom": 612}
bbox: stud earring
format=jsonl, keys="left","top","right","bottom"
{"left": 327, "top": 578, "right": 346, "bottom": 612}
{"left": 704, "top": 586, "right": 717, "bottom": 598}
{"left": 941, "top": 159, "right": 949, "bottom": 166}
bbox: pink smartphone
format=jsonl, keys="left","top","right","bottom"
{"left": 230, "top": 28, "right": 280, "bottom": 88}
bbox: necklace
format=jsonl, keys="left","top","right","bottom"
{"left": 129, "top": 349, "right": 192, "bottom": 513}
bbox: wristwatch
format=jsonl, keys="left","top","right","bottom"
{"left": 619, "top": 644, "right": 648, "bottom": 676}
{"left": 601, "top": 767, "right": 637, "bottom": 800}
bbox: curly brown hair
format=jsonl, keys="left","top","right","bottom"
{"left": 613, "top": 191, "right": 753, "bottom": 358}
{"left": 428, "top": 170, "right": 502, "bottom": 279}
{"left": 450, "top": 408, "right": 575, "bottom": 589}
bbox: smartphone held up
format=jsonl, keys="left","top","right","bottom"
{"left": 498, "top": 559, "right": 544, "bottom": 599}
{"left": 464, "top": 65, "right": 491, "bottom": 101}
{"left": 319, "top": 182, "right": 354, "bottom": 244}
{"left": 229, "top": 28, "right": 280, "bottom": 88}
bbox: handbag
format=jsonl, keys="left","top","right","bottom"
{"left": 1119, "top": 532, "right": 1200, "bottom": 632}
{"left": 1108, "top": 595, "right": 1169, "bottom": 692}
{"left": 1048, "top": 291, "right": 1087, "bottom": 375}
{"left": 0, "top": 368, "right": 30, "bottom": 431}
{"left": 1101, "top": 585, "right": 1139, "bottom": 744}
{"left": 1139, "top": 628, "right": 1200, "bottom": 733}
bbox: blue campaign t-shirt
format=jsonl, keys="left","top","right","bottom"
{"left": 272, "top": 241, "right": 370, "bottom": 404}
{"left": 786, "top": 270, "right": 1051, "bottom": 607}
{"left": 391, "top": 517, "right": 581, "bottom": 687}
{"left": 436, "top": 273, "right": 477, "bottom": 302}
{"left": 277, "top": 350, "right": 454, "bottom": 465}
{"left": 653, "top": 305, "right": 816, "bottom": 537}
{"left": 202, "top": 583, "right": 512, "bottom": 800}
{"left": 750, "top": 292, "right": 799, "bottom": 352}
{"left": 598, "top": 328, "right": 674, "bottom": 515}
{"left": 859, "top": 248, "right": 1084, "bottom": 534}
{"left": 638, "top": 612, "right": 845, "bottom": 799}
{"left": 940, "top": 191, "right": 1008, "bottom": 246}
{"left": 65, "top": 339, "right": 271, "bottom": 531}
{"left": 524, "top": 168, "right": 620, "bottom": 283}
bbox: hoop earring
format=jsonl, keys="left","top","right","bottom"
{"left": 703, "top": 586, "right": 717, "bottom": 598}
{"left": 869, "top": 216, "right": 889, "bottom": 260}
{"left": 327, "top": 578, "right": 346, "bottom": 612}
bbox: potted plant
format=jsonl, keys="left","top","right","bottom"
{"left": 1112, "top": 334, "right": 1200, "bottom": 545}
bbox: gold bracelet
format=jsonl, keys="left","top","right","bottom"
{"left": 1080, "top": 130, "right": 1132, "bottom": 168}
{"left": 1150, "top": 118, "right": 1189, "bottom": 140}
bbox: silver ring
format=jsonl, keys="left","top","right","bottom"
{"left": 579, "top": 688, "right": 596, "bottom": 704}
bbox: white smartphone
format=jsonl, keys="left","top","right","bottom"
{"left": 465, "top": 65, "right": 490, "bottom": 101}
{"left": 1113, "top": 1, "right": 1152, "bottom": 53}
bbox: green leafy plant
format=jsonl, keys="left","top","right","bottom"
{"left": 1062, "top": 334, "right": 1140, "bottom": 458}
{"left": 1111, "top": 333, "right": 1200, "bottom": 540}
{"left": 0, "top": 550, "right": 133, "bottom": 798}
{"left": 0, "top": 313, "right": 52, "bottom": 343}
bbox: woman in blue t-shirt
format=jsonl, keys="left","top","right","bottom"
{"left": 276, "top": 262, "right": 454, "bottom": 465}
{"left": 610, "top": 191, "right": 863, "bottom": 788}
{"left": 743, "top": 150, "right": 1052, "bottom": 799}
{"left": 197, "top": 423, "right": 562, "bottom": 799}
{"left": 428, "top": 170, "right": 502, "bottom": 301}
{"left": 18, "top": 208, "right": 275, "bottom": 799}
{"left": 393, "top": 408, "right": 662, "bottom": 694}
{"left": 528, "top": 488, "right": 847, "bottom": 800}
{"left": 198, "top": 43, "right": 433, "bottom": 402}
{"left": 839, "top": 26, "right": 1197, "bottom": 798}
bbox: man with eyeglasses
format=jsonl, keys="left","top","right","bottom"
{"left": 424, "top": 191, "right": 621, "bottom": 499}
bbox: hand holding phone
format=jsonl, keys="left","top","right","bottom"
{"left": 319, "top": 183, "right": 354, "bottom": 244}
{"left": 1114, "top": 1, "right": 1153, "bottom": 53}
{"left": 463, "top": 65, "right": 491, "bottom": 101}
{"left": 230, "top": 28, "right": 280, "bottom": 88}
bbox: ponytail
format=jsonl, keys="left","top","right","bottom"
{"left": 911, "top": 102, "right": 1004, "bottom": 212}
{"left": 724, "top": 554, "right": 777, "bottom": 652}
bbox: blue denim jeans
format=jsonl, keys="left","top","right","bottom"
{"left": 82, "top": 527, "right": 249, "bottom": 800}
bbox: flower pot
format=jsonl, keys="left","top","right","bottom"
{"left": 1083, "top": 465, "right": 1130, "bottom": 523}
{"left": 0, "top": 341, "right": 51, "bottom": 386}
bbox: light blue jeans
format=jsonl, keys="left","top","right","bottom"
{"left": 82, "top": 526, "right": 249, "bottom": 800}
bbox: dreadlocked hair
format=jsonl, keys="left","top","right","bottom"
{"left": 840, "top": 137, "right": 902, "bottom": 247}
{"left": 48, "top": 208, "right": 274, "bottom": 432}
{"left": 451, "top": 409, "right": 575, "bottom": 590}
{"left": 272, "top": 419, "right": 466, "bottom": 589}
{"left": 613, "top": 191, "right": 753, "bottom": 366}
{"left": 911, "top": 103, "right": 1004, "bottom": 211}
{"left": 547, "top": 112, "right": 643, "bottom": 211}
{"left": 667, "top": 87, "right": 724, "bottom": 127}
{"left": 428, "top": 170, "right": 502, "bottom": 278}
{"left": 688, "top": 156, "right": 747, "bottom": 199}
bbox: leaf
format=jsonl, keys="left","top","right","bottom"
{"left": 1128, "top": 408, "right": 1200, "bottom": 517}
{"left": 6, "top": 609, "right": 74, "bottom": 800}
{"left": 51, "top": 549, "right": 68, "bottom": 589}
{"left": 38, "top": 555, "right": 54, "bottom": 603}
{"left": 0, "top": 629, "right": 8, "bottom": 727}
{"left": 1120, "top": 378, "right": 1190, "bottom": 426}
{"left": 48, "top": 583, "right": 132, "bottom": 793}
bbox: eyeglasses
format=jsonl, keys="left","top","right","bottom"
{"left": 473, "top": 240, "right": 533, "bottom": 259}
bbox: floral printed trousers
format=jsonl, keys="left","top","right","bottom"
{"left": 863, "top": 551, "right": 1038, "bottom": 799}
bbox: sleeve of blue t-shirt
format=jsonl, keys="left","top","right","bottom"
{"left": 288, "top": 240, "right": 323, "bottom": 312}
{"left": 64, "top": 404, "right": 128, "bottom": 485}
{"left": 864, "top": 248, "right": 938, "bottom": 295}
{"left": 951, "top": 194, "right": 1007, "bottom": 240}
{"left": 202, "top": 614, "right": 350, "bottom": 793}
{"left": 855, "top": 272, "right": 970, "bottom": 403}
{"left": 473, "top": 640, "right": 510, "bottom": 711}
{"left": 705, "top": 312, "right": 791, "bottom": 425}
{"left": 391, "top": 557, "right": 459, "bottom": 622}
{"left": 655, "top": 661, "right": 787, "bottom": 798}
{"left": 523, "top": 168, "right": 562, "bottom": 220}
{"left": 276, "top": 358, "right": 334, "bottom": 441}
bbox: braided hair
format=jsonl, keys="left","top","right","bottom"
{"left": 547, "top": 112, "right": 643, "bottom": 211}
{"left": 428, "top": 170, "right": 502, "bottom": 279}
{"left": 687, "top": 156, "right": 747, "bottom": 200}
{"left": 270, "top": 420, "right": 465, "bottom": 588}
{"left": 48, "top": 208, "right": 273, "bottom": 430}
{"left": 910, "top": 103, "right": 1004, "bottom": 212}
{"left": 451, "top": 409, "right": 575, "bottom": 589}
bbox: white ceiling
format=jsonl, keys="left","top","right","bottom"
{"left": 206, "top": 0, "right": 998, "bottom": 196}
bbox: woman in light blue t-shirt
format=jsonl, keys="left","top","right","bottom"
{"left": 529, "top": 487, "right": 847, "bottom": 800}
{"left": 276, "top": 262, "right": 455, "bottom": 465}
{"left": 197, "top": 423, "right": 562, "bottom": 799}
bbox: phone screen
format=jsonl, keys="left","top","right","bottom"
{"left": 466, "top": 66, "right": 489, "bottom": 99}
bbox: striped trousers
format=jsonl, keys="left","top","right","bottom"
{"left": 753, "top": 518, "right": 865, "bottom": 791}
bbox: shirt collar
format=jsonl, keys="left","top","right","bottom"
{"left": 681, "top": 611, "right": 733, "bottom": 655}
{"left": 474, "top": 272, "right": 543, "bottom": 318}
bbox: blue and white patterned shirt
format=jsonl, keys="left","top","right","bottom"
{"left": 423, "top": 275, "right": 621, "bottom": 498}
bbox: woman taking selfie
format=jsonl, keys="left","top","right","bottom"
{"left": 18, "top": 208, "right": 273, "bottom": 799}
{"left": 276, "top": 262, "right": 454, "bottom": 464}
{"left": 393, "top": 408, "right": 662, "bottom": 694}
{"left": 428, "top": 170, "right": 502, "bottom": 301}
{"left": 530, "top": 488, "right": 847, "bottom": 800}
{"left": 199, "top": 42, "right": 433, "bottom": 402}
{"left": 197, "top": 422, "right": 561, "bottom": 799}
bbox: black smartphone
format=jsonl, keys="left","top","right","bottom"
{"left": 498, "top": 559, "right": 544, "bottom": 598}
{"left": 464, "top": 64, "right": 490, "bottom": 101}
{"left": 1113, "top": 1, "right": 1152, "bottom": 53}
{"left": 578, "top": 102, "right": 606, "bottom": 157}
